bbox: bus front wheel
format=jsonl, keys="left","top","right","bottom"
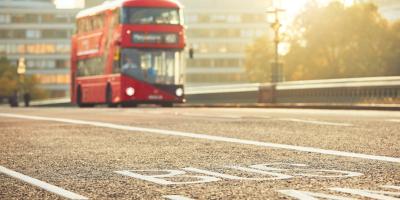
{"left": 106, "top": 86, "right": 118, "bottom": 108}
{"left": 77, "top": 87, "right": 94, "bottom": 108}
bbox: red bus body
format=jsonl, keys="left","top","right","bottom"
{"left": 71, "top": 0, "right": 186, "bottom": 107}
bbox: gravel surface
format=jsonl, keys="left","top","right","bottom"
{"left": 0, "top": 107, "right": 399, "bottom": 199}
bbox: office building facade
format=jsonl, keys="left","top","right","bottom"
{"left": 180, "top": 0, "right": 272, "bottom": 86}
{"left": 0, "top": 0, "right": 78, "bottom": 98}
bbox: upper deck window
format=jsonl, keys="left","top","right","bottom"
{"left": 122, "top": 8, "right": 180, "bottom": 25}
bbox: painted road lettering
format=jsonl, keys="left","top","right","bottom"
{"left": 116, "top": 163, "right": 363, "bottom": 185}
{"left": 250, "top": 163, "right": 363, "bottom": 178}
{"left": 279, "top": 185, "right": 400, "bottom": 200}
{"left": 115, "top": 170, "right": 219, "bottom": 185}
{"left": 163, "top": 195, "right": 195, "bottom": 200}
{"left": 184, "top": 166, "right": 291, "bottom": 181}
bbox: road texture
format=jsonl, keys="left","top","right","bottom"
{"left": 0, "top": 107, "right": 399, "bottom": 199}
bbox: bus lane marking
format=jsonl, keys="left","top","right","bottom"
{"left": 278, "top": 185, "right": 400, "bottom": 200}
{"left": 0, "top": 165, "right": 88, "bottom": 200}
{"left": 115, "top": 162, "right": 363, "bottom": 186}
{"left": 0, "top": 113, "right": 399, "bottom": 163}
{"left": 163, "top": 195, "right": 195, "bottom": 200}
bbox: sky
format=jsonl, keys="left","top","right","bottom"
{"left": 53, "top": 0, "right": 356, "bottom": 14}
{"left": 54, "top": 0, "right": 398, "bottom": 21}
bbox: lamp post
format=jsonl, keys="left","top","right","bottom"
{"left": 267, "top": 8, "right": 285, "bottom": 84}
{"left": 263, "top": 8, "right": 284, "bottom": 104}
{"left": 17, "top": 57, "right": 26, "bottom": 105}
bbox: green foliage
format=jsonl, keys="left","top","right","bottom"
{"left": 245, "top": 2, "right": 400, "bottom": 81}
{"left": 0, "top": 57, "right": 47, "bottom": 99}
{"left": 286, "top": 2, "right": 400, "bottom": 80}
{"left": 0, "top": 57, "right": 17, "bottom": 97}
{"left": 244, "top": 35, "right": 274, "bottom": 82}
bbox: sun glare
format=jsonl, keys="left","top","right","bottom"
{"left": 276, "top": 0, "right": 355, "bottom": 23}
{"left": 54, "top": 0, "right": 83, "bottom": 9}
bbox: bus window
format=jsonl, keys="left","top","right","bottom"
{"left": 121, "top": 48, "right": 181, "bottom": 84}
{"left": 77, "top": 57, "right": 105, "bottom": 77}
{"left": 122, "top": 8, "right": 180, "bottom": 25}
{"left": 92, "top": 14, "right": 104, "bottom": 30}
{"left": 112, "top": 47, "right": 120, "bottom": 73}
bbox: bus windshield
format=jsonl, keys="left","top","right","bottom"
{"left": 122, "top": 8, "right": 180, "bottom": 25}
{"left": 119, "top": 48, "right": 183, "bottom": 85}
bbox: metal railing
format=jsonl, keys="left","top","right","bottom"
{"left": 14, "top": 76, "right": 400, "bottom": 107}
{"left": 187, "top": 76, "right": 400, "bottom": 105}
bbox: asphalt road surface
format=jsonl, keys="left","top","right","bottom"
{"left": 0, "top": 107, "right": 399, "bottom": 199}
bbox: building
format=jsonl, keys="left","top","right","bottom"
{"left": 0, "top": 0, "right": 78, "bottom": 98}
{"left": 84, "top": 0, "right": 104, "bottom": 8}
{"left": 180, "top": 0, "right": 272, "bottom": 86}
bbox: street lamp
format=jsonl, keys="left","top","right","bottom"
{"left": 17, "top": 57, "right": 26, "bottom": 105}
{"left": 267, "top": 8, "right": 285, "bottom": 84}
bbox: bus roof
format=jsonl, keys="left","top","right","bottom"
{"left": 77, "top": 0, "right": 183, "bottom": 19}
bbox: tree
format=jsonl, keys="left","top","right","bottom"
{"left": 284, "top": 2, "right": 400, "bottom": 80}
{"left": 0, "top": 57, "right": 18, "bottom": 97}
{"left": 245, "top": 2, "right": 400, "bottom": 82}
{"left": 0, "top": 57, "right": 47, "bottom": 100}
{"left": 244, "top": 35, "right": 274, "bottom": 82}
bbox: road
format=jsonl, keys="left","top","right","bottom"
{"left": 0, "top": 107, "right": 399, "bottom": 199}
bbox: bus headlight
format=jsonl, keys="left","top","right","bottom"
{"left": 165, "top": 34, "right": 178, "bottom": 44}
{"left": 176, "top": 88, "right": 184, "bottom": 97}
{"left": 126, "top": 87, "right": 135, "bottom": 96}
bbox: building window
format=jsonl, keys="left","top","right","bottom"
{"left": 13, "top": 30, "right": 26, "bottom": 39}
{"left": 42, "top": 14, "right": 53, "bottom": 23}
{"left": 10, "top": 14, "right": 39, "bottom": 23}
{"left": 26, "top": 30, "right": 41, "bottom": 39}
{"left": 42, "top": 30, "right": 69, "bottom": 38}
{"left": 0, "top": 14, "right": 11, "bottom": 24}
{"left": 26, "top": 60, "right": 56, "bottom": 69}
{"left": 35, "top": 74, "right": 70, "bottom": 84}
{"left": 56, "top": 59, "right": 69, "bottom": 68}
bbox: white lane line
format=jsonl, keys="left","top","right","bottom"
{"left": 386, "top": 119, "right": 400, "bottom": 123}
{"left": 163, "top": 195, "right": 194, "bottom": 200}
{"left": 180, "top": 113, "right": 242, "bottom": 120}
{"left": 0, "top": 113, "right": 399, "bottom": 164}
{"left": 0, "top": 166, "right": 88, "bottom": 200}
{"left": 278, "top": 118, "right": 353, "bottom": 127}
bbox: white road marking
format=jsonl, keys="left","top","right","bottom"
{"left": 180, "top": 113, "right": 242, "bottom": 120}
{"left": 278, "top": 118, "right": 353, "bottom": 127}
{"left": 163, "top": 195, "right": 194, "bottom": 200}
{"left": 278, "top": 189, "right": 355, "bottom": 200}
{"left": 279, "top": 185, "right": 400, "bottom": 200}
{"left": 330, "top": 187, "right": 400, "bottom": 200}
{"left": 0, "top": 166, "right": 88, "bottom": 200}
{"left": 0, "top": 113, "right": 399, "bottom": 163}
{"left": 387, "top": 119, "right": 400, "bottom": 123}
{"left": 382, "top": 185, "right": 400, "bottom": 190}
{"left": 115, "top": 170, "right": 219, "bottom": 185}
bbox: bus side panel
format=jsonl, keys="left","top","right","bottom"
{"left": 76, "top": 76, "right": 107, "bottom": 103}
{"left": 108, "top": 75, "right": 122, "bottom": 103}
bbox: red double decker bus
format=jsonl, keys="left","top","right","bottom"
{"left": 71, "top": 0, "right": 186, "bottom": 107}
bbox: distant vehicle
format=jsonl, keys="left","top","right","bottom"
{"left": 71, "top": 0, "right": 186, "bottom": 108}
